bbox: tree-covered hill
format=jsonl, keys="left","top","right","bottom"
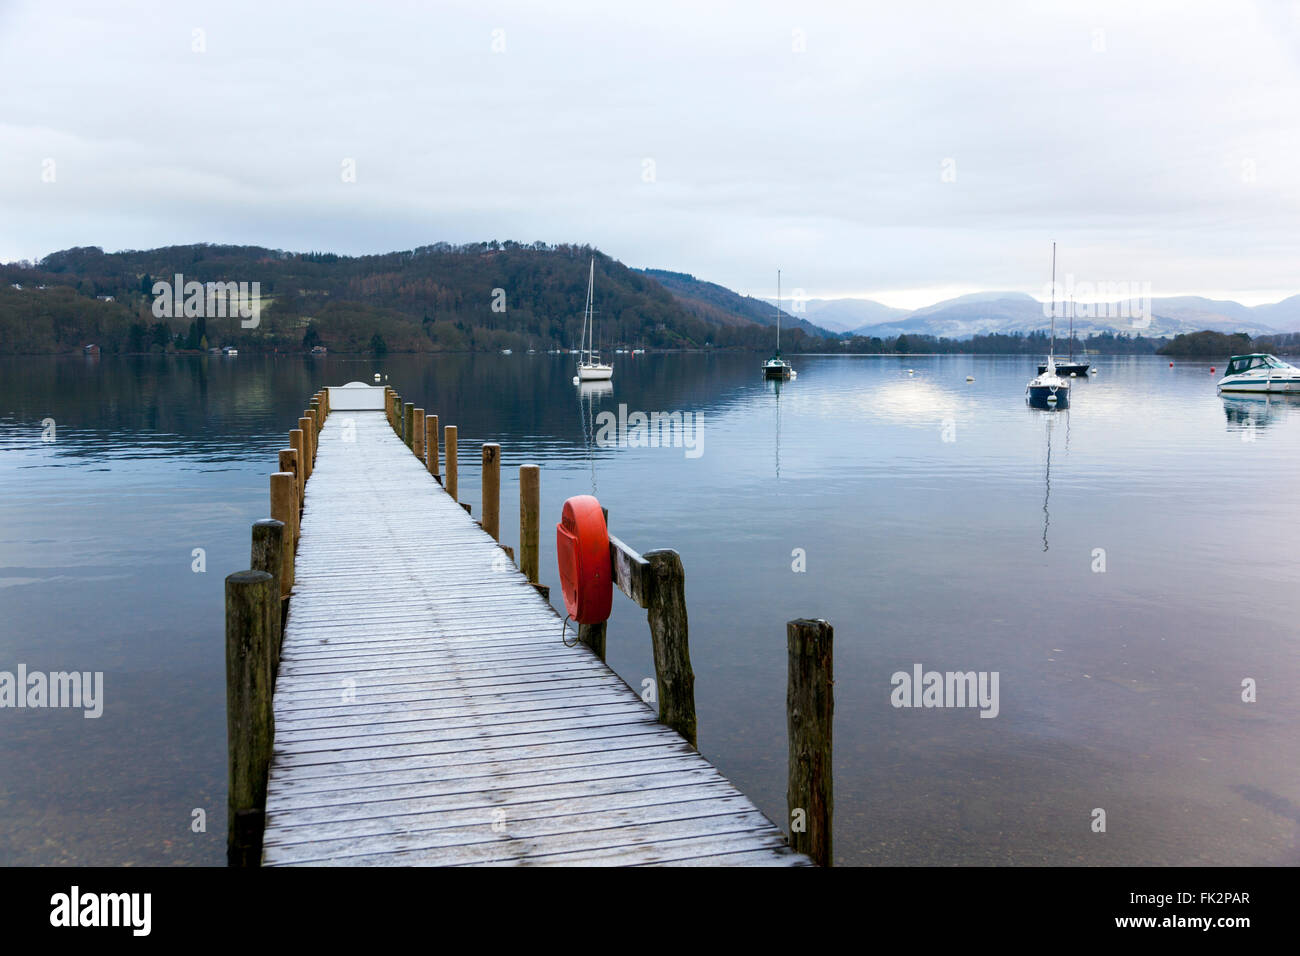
{"left": 0, "top": 242, "right": 837, "bottom": 355}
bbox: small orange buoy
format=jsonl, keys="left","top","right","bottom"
{"left": 556, "top": 495, "right": 613, "bottom": 625}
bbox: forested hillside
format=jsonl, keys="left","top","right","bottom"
{"left": 0, "top": 243, "right": 832, "bottom": 355}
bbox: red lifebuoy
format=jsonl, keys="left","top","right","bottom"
{"left": 556, "top": 495, "right": 612, "bottom": 625}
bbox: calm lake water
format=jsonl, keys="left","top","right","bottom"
{"left": 1, "top": 352, "right": 1297, "bottom": 866}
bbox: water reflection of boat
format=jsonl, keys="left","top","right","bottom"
{"left": 577, "top": 376, "right": 614, "bottom": 493}
{"left": 1222, "top": 392, "right": 1300, "bottom": 432}
{"left": 769, "top": 376, "right": 785, "bottom": 478}
{"left": 1032, "top": 406, "right": 1064, "bottom": 551}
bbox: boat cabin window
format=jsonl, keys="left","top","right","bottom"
{"left": 1226, "top": 356, "right": 1268, "bottom": 375}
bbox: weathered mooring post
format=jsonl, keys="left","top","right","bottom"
{"left": 225, "top": 569, "right": 275, "bottom": 867}
{"left": 403, "top": 402, "right": 414, "bottom": 448}
{"left": 644, "top": 549, "right": 696, "bottom": 748}
{"left": 289, "top": 429, "right": 305, "bottom": 504}
{"left": 278, "top": 449, "right": 300, "bottom": 541}
{"left": 482, "top": 443, "right": 500, "bottom": 540}
{"left": 445, "top": 425, "right": 458, "bottom": 500}
{"left": 787, "top": 618, "right": 833, "bottom": 867}
{"left": 426, "top": 414, "right": 440, "bottom": 481}
{"left": 414, "top": 407, "right": 425, "bottom": 461}
{"left": 297, "top": 417, "right": 313, "bottom": 480}
{"left": 519, "top": 464, "right": 539, "bottom": 584}
{"left": 250, "top": 518, "right": 286, "bottom": 681}
{"left": 268, "top": 474, "right": 296, "bottom": 604}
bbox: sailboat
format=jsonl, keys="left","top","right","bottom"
{"left": 576, "top": 258, "right": 613, "bottom": 382}
{"left": 763, "top": 270, "right": 794, "bottom": 380}
{"left": 1038, "top": 296, "right": 1090, "bottom": 377}
{"left": 1026, "top": 243, "right": 1070, "bottom": 408}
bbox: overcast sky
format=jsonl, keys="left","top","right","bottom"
{"left": 2, "top": 0, "right": 1298, "bottom": 307}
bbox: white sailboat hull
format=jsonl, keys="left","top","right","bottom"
{"left": 577, "top": 364, "right": 613, "bottom": 381}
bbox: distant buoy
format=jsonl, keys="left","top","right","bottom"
{"left": 1070, "top": 372, "right": 1077, "bottom": 377}
{"left": 1169, "top": 362, "right": 1174, "bottom": 367}
{"left": 966, "top": 375, "right": 975, "bottom": 382}
{"left": 1211, "top": 367, "right": 1215, "bottom": 373}
{"left": 1090, "top": 368, "right": 1098, "bottom": 375}
{"left": 572, "top": 376, "right": 580, "bottom": 385}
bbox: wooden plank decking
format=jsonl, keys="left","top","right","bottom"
{"left": 261, "top": 411, "right": 808, "bottom": 866}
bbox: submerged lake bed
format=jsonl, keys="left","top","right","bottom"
{"left": 1, "top": 352, "right": 1297, "bottom": 865}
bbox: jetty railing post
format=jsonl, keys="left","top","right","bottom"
{"left": 403, "top": 402, "right": 414, "bottom": 448}
{"left": 289, "top": 429, "right": 305, "bottom": 505}
{"left": 482, "top": 443, "right": 500, "bottom": 540}
{"left": 310, "top": 399, "right": 321, "bottom": 434}
{"left": 298, "top": 417, "right": 314, "bottom": 481}
{"left": 787, "top": 618, "right": 834, "bottom": 867}
{"left": 445, "top": 425, "right": 458, "bottom": 500}
{"left": 519, "top": 464, "right": 539, "bottom": 583}
{"left": 414, "top": 407, "right": 425, "bottom": 461}
{"left": 268, "top": 474, "right": 296, "bottom": 606}
{"left": 278, "top": 448, "right": 300, "bottom": 542}
{"left": 250, "top": 518, "right": 286, "bottom": 681}
{"left": 427, "top": 414, "right": 440, "bottom": 482}
{"left": 643, "top": 549, "right": 697, "bottom": 748}
{"left": 225, "top": 569, "right": 275, "bottom": 867}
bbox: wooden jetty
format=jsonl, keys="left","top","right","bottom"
{"left": 225, "top": 381, "right": 831, "bottom": 867}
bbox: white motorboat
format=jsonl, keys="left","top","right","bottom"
{"left": 1216, "top": 353, "right": 1300, "bottom": 393}
{"left": 575, "top": 258, "right": 613, "bottom": 382}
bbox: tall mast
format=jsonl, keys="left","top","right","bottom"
{"left": 1068, "top": 296, "right": 1074, "bottom": 361}
{"left": 776, "top": 269, "right": 781, "bottom": 353}
{"left": 1049, "top": 242, "right": 1056, "bottom": 359}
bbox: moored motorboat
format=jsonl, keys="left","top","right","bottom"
{"left": 1216, "top": 353, "right": 1300, "bottom": 394}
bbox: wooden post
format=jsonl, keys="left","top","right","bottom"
{"left": 426, "top": 414, "right": 440, "bottom": 480}
{"left": 289, "top": 429, "right": 306, "bottom": 504}
{"left": 298, "top": 417, "right": 313, "bottom": 480}
{"left": 482, "top": 443, "right": 500, "bottom": 540}
{"left": 644, "top": 549, "right": 696, "bottom": 748}
{"left": 413, "top": 408, "right": 425, "bottom": 461}
{"left": 787, "top": 618, "right": 834, "bottom": 867}
{"left": 225, "top": 569, "right": 275, "bottom": 867}
{"left": 519, "top": 464, "right": 539, "bottom": 583}
{"left": 278, "top": 448, "right": 300, "bottom": 540}
{"left": 310, "top": 401, "right": 321, "bottom": 437}
{"left": 250, "top": 518, "right": 286, "bottom": 682}
{"left": 269, "top": 472, "right": 296, "bottom": 596}
{"left": 403, "top": 403, "right": 414, "bottom": 447}
{"left": 445, "top": 426, "right": 458, "bottom": 500}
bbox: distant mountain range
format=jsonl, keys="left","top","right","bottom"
{"left": 2, "top": 242, "right": 1295, "bottom": 355}
{"left": 759, "top": 290, "right": 1300, "bottom": 339}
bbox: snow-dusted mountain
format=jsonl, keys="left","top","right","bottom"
{"left": 842, "top": 292, "right": 1291, "bottom": 340}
